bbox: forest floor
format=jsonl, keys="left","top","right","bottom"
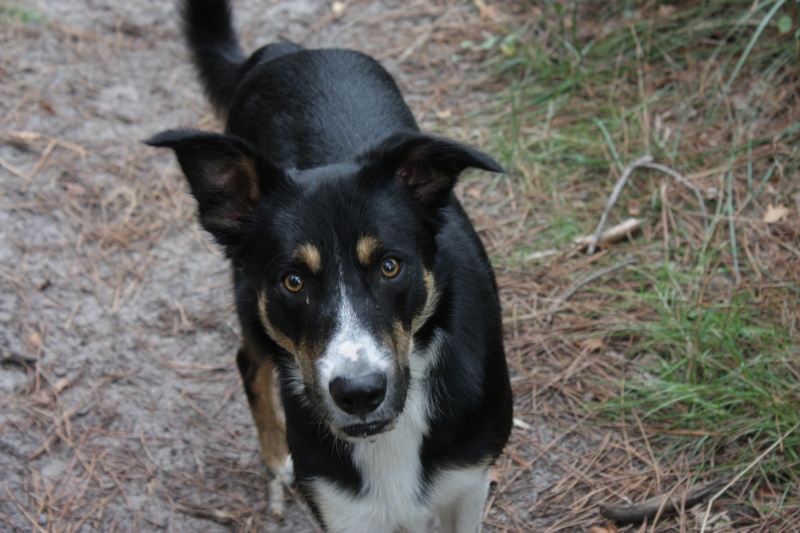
{"left": 2, "top": 0, "right": 797, "bottom": 531}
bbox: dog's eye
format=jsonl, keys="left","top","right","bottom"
{"left": 380, "top": 258, "right": 401, "bottom": 279}
{"left": 283, "top": 273, "right": 304, "bottom": 292}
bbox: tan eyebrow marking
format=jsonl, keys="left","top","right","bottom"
{"left": 356, "top": 235, "right": 381, "bottom": 266}
{"left": 293, "top": 243, "right": 322, "bottom": 273}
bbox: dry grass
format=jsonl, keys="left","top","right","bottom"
{"left": 467, "top": 0, "right": 800, "bottom": 531}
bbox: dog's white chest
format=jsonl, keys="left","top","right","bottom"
{"left": 312, "top": 344, "right": 433, "bottom": 533}
{"left": 312, "top": 381, "right": 430, "bottom": 532}
{"left": 309, "top": 335, "right": 489, "bottom": 533}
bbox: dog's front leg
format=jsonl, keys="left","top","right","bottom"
{"left": 236, "top": 345, "right": 291, "bottom": 519}
{"left": 436, "top": 467, "right": 491, "bottom": 533}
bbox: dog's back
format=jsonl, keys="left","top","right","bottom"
{"left": 149, "top": 2, "right": 513, "bottom": 531}
{"left": 182, "top": 0, "right": 417, "bottom": 168}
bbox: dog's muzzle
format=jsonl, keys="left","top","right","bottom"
{"left": 317, "top": 334, "right": 406, "bottom": 439}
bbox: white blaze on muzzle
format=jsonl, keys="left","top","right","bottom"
{"left": 317, "top": 293, "right": 393, "bottom": 418}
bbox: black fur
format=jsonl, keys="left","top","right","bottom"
{"left": 147, "top": 1, "right": 513, "bottom": 529}
{"left": 180, "top": 0, "right": 245, "bottom": 113}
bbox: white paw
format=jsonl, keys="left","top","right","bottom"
{"left": 282, "top": 454, "right": 294, "bottom": 485}
{"left": 267, "top": 455, "right": 293, "bottom": 521}
{"left": 268, "top": 476, "right": 285, "bottom": 520}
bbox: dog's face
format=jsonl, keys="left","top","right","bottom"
{"left": 244, "top": 170, "right": 443, "bottom": 439}
{"left": 146, "top": 130, "right": 501, "bottom": 439}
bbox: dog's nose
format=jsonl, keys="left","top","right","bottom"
{"left": 329, "top": 373, "right": 387, "bottom": 417}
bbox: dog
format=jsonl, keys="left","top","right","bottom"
{"left": 147, "top": 1, "right": 513, "bottom": 531}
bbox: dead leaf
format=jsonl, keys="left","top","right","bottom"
{"left": 658, "top": 4, "right": 676, "bottom": 16}
{"left": 474, "top": 0, "right": 499, "bottom": 20}
{"left": 580, "top": 338, "right": 606, "bottom": 353}
{"left": 63, "top": 182, "right": 88, "bottom": 197}
{"left": 53, "top": 377, "right": 70, "bottom": 394}
{"left": 763, "top": 204, "right": 790, "bottom": 223}
{"left": 39, "top": 101, "right": 56, "bottom": 115}
{"left": 28, "top": 331, "right": 43, "bottom": 348}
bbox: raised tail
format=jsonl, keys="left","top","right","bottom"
{"left": 181, "top": 0, "right": 246, "bottom": 116}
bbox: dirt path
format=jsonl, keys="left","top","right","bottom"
{"left": 0, "top": 1, "right": 585, "bottom": 531}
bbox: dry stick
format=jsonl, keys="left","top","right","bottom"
{"left": 545, "top": 258, "right": 638, "bottom": 326}
{"left": 599, "top": 479, "right": 725, "bottom": 525}
{"left": 575, "top": 217, "right": 643, "bottom": 249}
{"left": 526, "top": 218, "right": 644, "bottom": 262}
{"left": 4, "top": 486, "right": 47, "bottom": 533}
{"left": 640, "top": 160, "right": 708, "bottom": 222}
{"left": 586, "top": 156, "right": 708, "bottom": 255}
{"left": 586, "top": 155, "right": 653, "bottom": 255}
{"left": 0, "top": 155, "right": 28, "bottom": 179}
{"left": 174, "top": 502, "right": 237, "bottom": 526}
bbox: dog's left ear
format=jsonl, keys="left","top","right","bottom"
{"left": 145, "top": 129, "right": 294, "bottom": 251}
{"left": 359, "top": 131, "right": 504, "bottom": 205}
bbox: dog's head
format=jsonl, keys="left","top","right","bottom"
{"left": 146, "top": 130, "right": 502, "bottom": 439}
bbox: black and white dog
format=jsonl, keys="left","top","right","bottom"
{"left": 147, "top": 1, "right": 513, "bottom": 531}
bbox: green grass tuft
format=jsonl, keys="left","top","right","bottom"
{"left": 0, "top": 4, "right": 45, "bottom": 26}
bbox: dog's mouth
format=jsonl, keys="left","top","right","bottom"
{"left": 340, "top": 419, "right": 393, "bottom": 438}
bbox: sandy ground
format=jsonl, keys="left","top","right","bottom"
{"left": 1, "top": 0, "right": 584, "bottom": 531}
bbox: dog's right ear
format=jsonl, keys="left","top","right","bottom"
{"left": 145, "top": 130, "right": 293, "bottom": 250}
{"left": 358, "top": 131, "right": 504, "bottom": 207}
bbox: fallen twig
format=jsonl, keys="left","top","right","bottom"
{"left": 586, "top": 155, "right": 652, "bottom": 254}
{"left": 174, "top": 501, "right": 238, "bottom": 526}
{"left": 575, "top": 218, "right": 642, "bottom": 249}
{"left": 545, "top": 258, "right": 638, "bottom": 326}
{"left": 526, "top": 218, "right": 642, "bottom": 262}
{"left": 586, "top": 155, "right": 708, "bottom": 254}
{"left": 639, "top": 160, "right": 708, "bottom": 222}
{"left": 600, "top": 479, "right": 725, "bottom": 525}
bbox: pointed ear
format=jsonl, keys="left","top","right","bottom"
{"left": 145, "top": 130, "right": 292, "bottom": 249}
{"left": 359, "top": 131, "right": 504, "bottom": 204}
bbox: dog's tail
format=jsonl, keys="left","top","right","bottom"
{"left": 181, "top": 0, "right": 245, "bottom": 116}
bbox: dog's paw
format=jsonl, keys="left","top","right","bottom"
{"left": 267, "top": 455, "right": 293, "bottom": 521}
{"left": 282, "top": 455, "right": 294, "bottom": 485}
{"left": 268, "top": 476, "right": 286, "bottom": 521}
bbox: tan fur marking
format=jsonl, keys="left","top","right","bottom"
{"left": 295, "top": 338, "right": 324, "bottom": 385}
{"left": 201, "top": 214, "right": 241, "bottom": 232}
{"left": 249, "top": 357, "right": 288, "bottom": 474}
{"left": 257, "top": 291, "right": 296, "bottom": 354}
{"left": 293, "top": 243, "right": 322, "bottom": 274}
{"left": 235, "top": 156, "right": 261, "bottom": 202}
{"left": 411, "top": 268, "right": 440, "bottom": 334}
{"left": 256, "top": 291, "right": 323, "bottom": 392}
{"left": 356, "top": 235, "right": 381, "bottom": 266}
{"left": 392, "top": 320, "right": 412, "bottom": 368}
